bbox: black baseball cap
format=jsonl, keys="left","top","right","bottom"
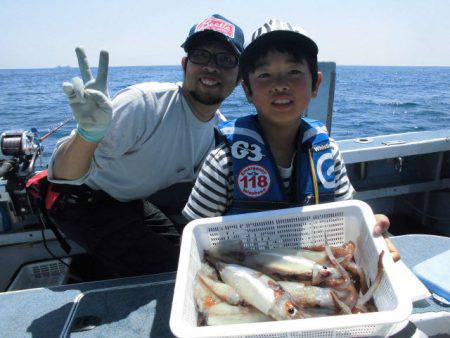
{"left": 181, "top": 14, "right": 245, "bottom": 56}
{"left": 241, "top": 18, "right": 318, "bottom": 67}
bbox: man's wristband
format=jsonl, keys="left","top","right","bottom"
{"left": 76, "top": 127, "right": 106, "bottom": 143}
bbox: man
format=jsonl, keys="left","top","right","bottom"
{"left": 47, "top": 14, "right": 244, "bottom": 278}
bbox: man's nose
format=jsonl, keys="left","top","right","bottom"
{"left": 202, "top": 58, "right": 220, "bottom": 73}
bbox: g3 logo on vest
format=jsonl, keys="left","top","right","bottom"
{"left": 316, "top": 153, "right": 335, "bottom": 189}
{"left": 231, "top": 141, "right": 263, "bottom": 161}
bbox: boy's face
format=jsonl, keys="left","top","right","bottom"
{"left": 243, "top": 50, "right": 321, "bottom": 126}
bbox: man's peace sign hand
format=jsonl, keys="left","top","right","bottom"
{"left": 62, "top": 47, "right": 113, "bottom": 142}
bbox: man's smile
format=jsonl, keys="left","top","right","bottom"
{"left": 199, "top": 76, "right": 221, "bottom": 87}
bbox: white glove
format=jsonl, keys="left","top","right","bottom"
{"left": 62, "top": 47, "right": 112, "bottom": 142}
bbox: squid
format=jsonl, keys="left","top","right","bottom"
{"left": 205, "top": 253, "right": 311, "bottom": 321}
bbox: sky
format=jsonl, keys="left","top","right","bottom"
{"left": 1, "top": 0, "right": 449, "bottom": 69}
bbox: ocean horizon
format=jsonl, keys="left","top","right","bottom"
{"left": 1, "top": 65, "right": 449, "bottom": 164}
{"left": 2, "top": 64, "right": 450, "bottom": 70}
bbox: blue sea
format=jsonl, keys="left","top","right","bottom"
{"left": 1, "top": 66, "right": 449, "bottom": 164}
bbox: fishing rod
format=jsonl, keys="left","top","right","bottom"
{"left": 38, "top": 117, "right": 73, "bottom": 143}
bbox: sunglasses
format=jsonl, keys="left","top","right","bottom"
{"left": 187, "top": 49, "right": 238, "bottom": 69}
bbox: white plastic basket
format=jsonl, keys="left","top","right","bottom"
{"left": 170, "top": 200, "right": 412, "bottom": 337}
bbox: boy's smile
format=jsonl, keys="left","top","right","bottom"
{"left": 243, "top": 51, "right": 321, "bottom": 126}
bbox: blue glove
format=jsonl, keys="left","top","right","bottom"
{"left": 62, "top": 47, "right": 112, "bottom": 142}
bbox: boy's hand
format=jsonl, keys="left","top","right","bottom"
{"left": 62, "top": 47, "right": 112, "bottom": 142}
{"left": 373, "top": 214, "right": 401, "bottom": 262}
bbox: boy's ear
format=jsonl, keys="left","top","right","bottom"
{"left": 241, "top": 82, "right": 253, "bottom": 103}
{"left": 312, "top": 71, "right": 323, "bottom": 98}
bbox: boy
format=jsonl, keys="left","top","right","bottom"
{"left": 183, "top": 19, "right": 399, "bottom": 260}
{"left": 183, "top": 18, "right": 354, "bottom": 218}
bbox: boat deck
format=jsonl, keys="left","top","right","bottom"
{"left": 0, "top": 235, "right": 448, "bottom": 337}
{"left": 0, "top": 272, "right": 176, "bottom": 337}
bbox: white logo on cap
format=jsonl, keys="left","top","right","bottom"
{"left": 196, "top": 17, "right": 235, "bottom": 38}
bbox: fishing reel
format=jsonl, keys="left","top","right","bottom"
{"left": 0, "top": 130, "right": 43, "bottom": 184}
{"left": 1, "top": 119, "right": 71, "bottom": 231}
{"left": 0, "top": 130, "right": 43, "bottom": 228}
{"left": 1, "top": 130, "right": 39, "bottom": 157}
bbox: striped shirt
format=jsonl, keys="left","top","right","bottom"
{"left": 278, "top": 165, "right": 293, "bottom": 191}
{"left": 182, "top": 139, "right": 355, "bottom": 220}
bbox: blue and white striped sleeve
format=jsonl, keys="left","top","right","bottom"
{"left": 182, "top": 143, "right": 233, "bottom": 220}
{"left": 330, "top": 139, "right": 355, "bottom": 201}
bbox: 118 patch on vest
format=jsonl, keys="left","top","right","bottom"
{"left": 237, "top": 164, "right": 271, "bottom": 197}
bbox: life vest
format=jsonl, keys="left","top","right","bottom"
{"left": 219, "top": 115, "right": 335, "bottom": 215}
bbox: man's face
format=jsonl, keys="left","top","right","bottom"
{"left": 182, "top": 41, "right": 239, "bottom": 110}
{"left": 243, "top": 50, "right": 321, "bottom": 126}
